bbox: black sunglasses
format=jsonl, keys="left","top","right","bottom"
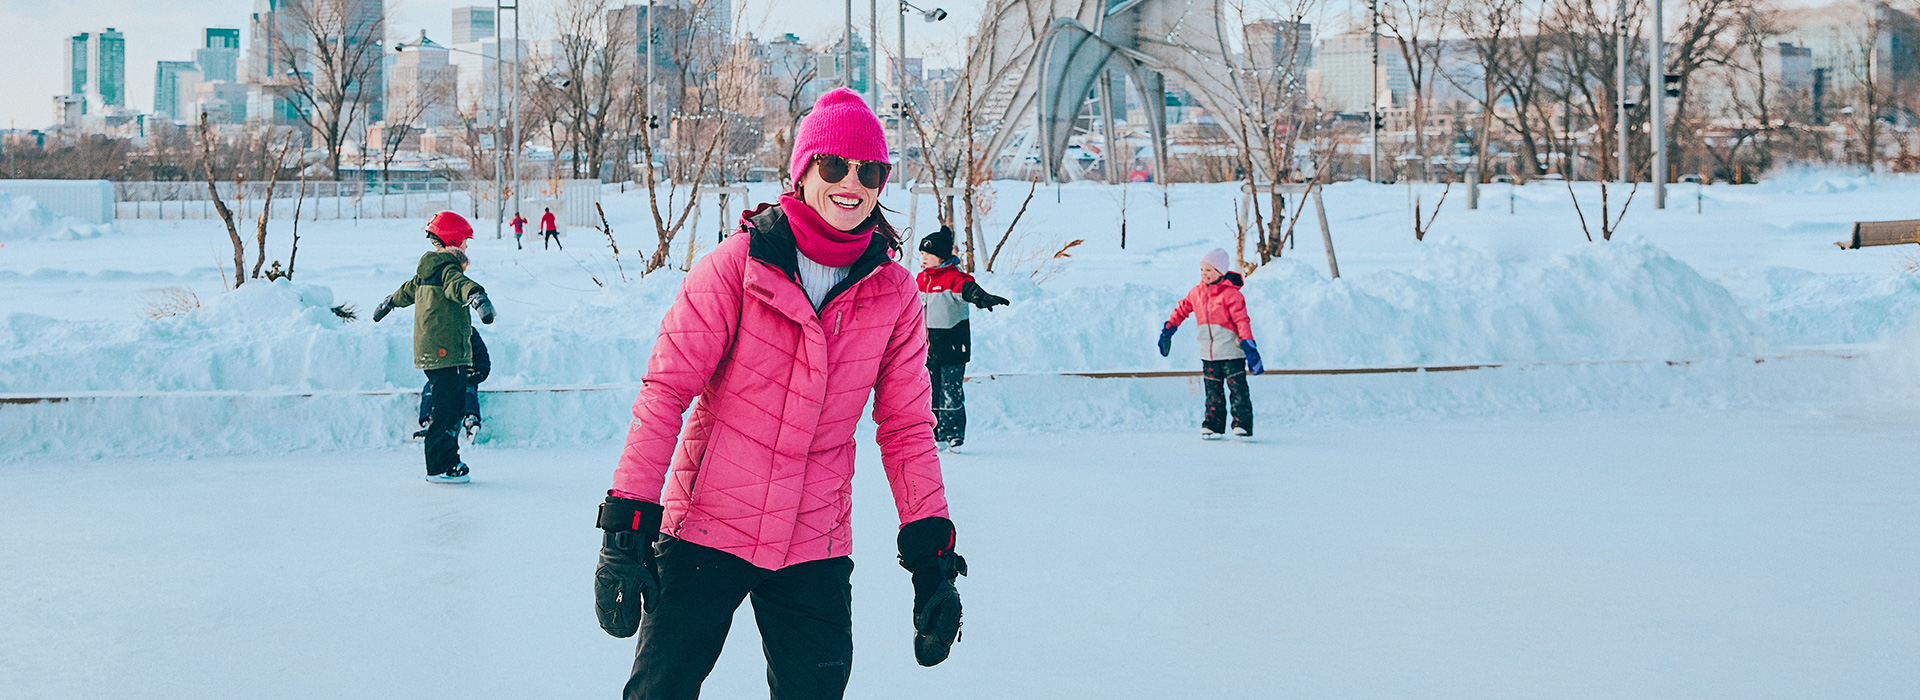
{"left": 811, "top": 154, "right": 891, "bottom": 189}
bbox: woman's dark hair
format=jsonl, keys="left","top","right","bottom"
{"left": 866, "top": 206, "right": 902, "bottom": 254}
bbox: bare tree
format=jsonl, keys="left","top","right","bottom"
{"left": 252, "top": 130, "right": 299, "bottom": 279}
{"left": 1382, "top": 0, "right": 1455, "bottom": 181}
{"left": 550, "top": 0, "right": 634, "bottom": 180}
{"left": 198, "top": 114, "right": 246, "bottom": 289}
{"left": 1546, "top": 0, "right": 1649, "bottom": 181}
{"left": 273, "top": 0, "right": 386, "bottom": 179}
{"left": 636, "top": 4, "right": 743, "bottom": 273}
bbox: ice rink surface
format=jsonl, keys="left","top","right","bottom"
{"left": 4, "top": 407, "right": 1914, "bottom": 699}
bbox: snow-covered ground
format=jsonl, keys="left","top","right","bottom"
{"left": 4, "top": 411, "right": 1915, "bottom": 699}
{"left": 6, "top": 170, "right": 1920, "bottom": 458}
{"left": 3, "top": 170, "right": 1920, "bottom": 696}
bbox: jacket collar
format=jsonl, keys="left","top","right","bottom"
{"left": 743, "top": 203, "right": 894, "bottom": 314}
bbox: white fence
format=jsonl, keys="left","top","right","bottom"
{"left": 0, "top": 180, "right": 115, "bottom": 224}
{"left": 110, "top": 180, "right": 604, "bottom": 224}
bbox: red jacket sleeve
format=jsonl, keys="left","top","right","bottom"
{"left": 610, "top": 246, "right": 745, "bottom": 502}
{"left": 870, "top": 270, "right": 950, "bottom": 525}
{"left": 1165, "top": 286, "right": 1197, "bottom": 328}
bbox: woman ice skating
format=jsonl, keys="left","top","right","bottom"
{"left": 540, "top": 207, "right": 561, "bottom": 249}
{"left": 916, "top": 226, "right": 1009, "bottom": 451}
{"left": 1158, "top": 248, "right": 1264, "bottom": 439}
{"left": 511, "top": 212, "right": 528, "bottom": 250}
{"left": 371, "top": 210, "right": 497, "bottom": 483}
{"left": 414, "top": 329, "right": 489, "bottom": 440}
{"left": 594, "top": 87, "right": 967, "bottom": 700}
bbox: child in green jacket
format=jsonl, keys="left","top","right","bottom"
{"left": 374, "top": 211, "right": 496, "bottom": 483}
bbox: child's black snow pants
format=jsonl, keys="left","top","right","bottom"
{"left": 1201, "top": 358, "right": 1252, "bottom": 435}
{"left": 929, "top": 363, "right": 966, "bottom": 444}
{"left": 422, "top": 366, "right": 467, "bottom": 475}
{"left": 624, "top": 537, "right": 854, "bottom": 700}
{"left": 417, "top": 381, "right": 481, "bottom": 424}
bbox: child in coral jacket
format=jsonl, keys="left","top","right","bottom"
{"left": 1158, "top": 248, "right": 1264, "bottom": 439}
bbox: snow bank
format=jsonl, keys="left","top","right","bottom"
{"left": 0, "top": 192, "right": 112, "bottom": 242}
{"left": 970, "top": 240, "right": 1763, "bottom": 372}
{"left": 1719, "top": 266, "right": 1920, "bottom": 346}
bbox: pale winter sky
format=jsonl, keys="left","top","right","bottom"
{"left": 0, "top": 0, "right": 990, "bottom": 131}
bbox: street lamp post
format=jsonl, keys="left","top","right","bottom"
{"left": 899, "top": 1, "right": 947, "bottom": 185}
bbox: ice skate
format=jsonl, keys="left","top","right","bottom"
{"left": 462, "top": 415, "right": 482, "bottom": 439}
{"left": 1201, "top": 430, "right": 1225, "bottom": 441}
{"left": 424, "top": 462, "right": 471, "bottom": 484}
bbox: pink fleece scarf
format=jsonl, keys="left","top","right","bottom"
{"left": 779, "top": 193, "right": 873, "bottom": 268}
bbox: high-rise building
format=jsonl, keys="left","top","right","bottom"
{"left": 390, "top": 35, "right": 458, "bottom": 128}
{"left": 65, "top": 33, "right": 90, "bottom": 100}
{"left": 206, "top": 27, "right": 241, "bottom": 49}
{"left": 1315, "top": 35, "right": 1409, "bottom": 113}
{"left": 452, "top": 6, "right": 495, "bottom": 43}
{"left": 154, "top": 61, "right": 204, "bottom": 120}
{"left": 1245, "top": 21, "right": 1312, "bottom": 78}
{"left": 450, "top": 37, "right": 527, "bottom": 122}
{"left": 197, "top": 28, "right": 242, "bottom": 83}
{"left": 94, "top": 28, "right": 126, "bottom": 108}
{"left": 246, "top": 0, "right": 386, "bottom": 124}
{"left": 195, "top": 81, "right": 249, "bottom": 124}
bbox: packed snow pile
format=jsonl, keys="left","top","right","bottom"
{"left": 5, "top": 173, "right": 1920, "bottom": 459}
{"left": 971, "top": 240, "right": 1764, "bottom": 372}
{"left": 0, "top": 281, "right": 388, "bottom": 393}
{"left": 0, "top": 192, "right": 111, "bottom": 242}
{"left": 1, "top": 241, "right": 1769, "bottom": 395}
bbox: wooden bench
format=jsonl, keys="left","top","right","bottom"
{"left": 1836, "top": 219, "right": 1920, "bottom": 248}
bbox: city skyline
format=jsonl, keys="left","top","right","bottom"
{"left": 0, "top": 0, "right": 987, "bottom": 131}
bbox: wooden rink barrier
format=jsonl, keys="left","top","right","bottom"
{"left": 0, "top": 351, "right": 1863, "bottom": 405}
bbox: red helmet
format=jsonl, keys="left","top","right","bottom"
{"left": 425, "top": 211, "right": 474, "bottom": 247}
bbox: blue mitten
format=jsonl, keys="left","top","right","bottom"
{"left": 1240, "top": 340, "right": 1264, "bottom": 375}
{"left": 1157, "top": 323, "right": 1176, "bottom": 357}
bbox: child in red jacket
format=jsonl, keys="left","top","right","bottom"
{"left": 916, "top": 226, "right": 1009, "bottom": 451}
{"left": 1158, "top": 248, "right": 1264, "bottom": 439}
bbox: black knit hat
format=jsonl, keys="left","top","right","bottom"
{"left": 919, "top": 226, "right": 955, "bottom": 257}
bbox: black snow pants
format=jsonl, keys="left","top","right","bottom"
{"left": 624, "top": 537, "right": 855, "bottom": 700}
{"left": 929, "top": 363, "right": 966, "bottom": 444}
{"left": 422, "top": 366, "right": 467, "bottom": 475}
{"left": 417, "top": 382, "right": 480, "bottom": 424}
{"left": 543, "top": 230, "right": 562, "bottom": 249}
{"left": 1201, "top": 358, "right": 1252, "bottom": 435}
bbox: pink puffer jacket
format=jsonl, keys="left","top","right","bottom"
{"left": 1166, "top": 272, "right": 1254, "bottom": 361}
{"left": 611, "top": 207, "right": 949, "bottom": 571}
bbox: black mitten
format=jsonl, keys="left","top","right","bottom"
{"left": 961, "top": 281, "right": 1009, "bottom": 310}
{"left": 595, "top": 495, "right": 663, "bottom": 638}
{"left": 898, "top": 517, "right": 967, "bottom": 666}
{"left": 371, "top": 296, "right": 395, "bottom": 322}
{"left": 468, "top": 291, "right": 496, "bottom": 324}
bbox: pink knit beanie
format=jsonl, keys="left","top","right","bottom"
{"left": 790, "top": 87, "right": 890, "bottom": 190}
{"left": 1202, "top": 248, "right": 1231, "bottom": 274}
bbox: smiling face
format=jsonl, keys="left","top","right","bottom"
{"left": 799, "top": 159, "right": 881, "bottom": 232}
{"left": 1200, "top": 262, "right": 1222, "bottom": 284}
